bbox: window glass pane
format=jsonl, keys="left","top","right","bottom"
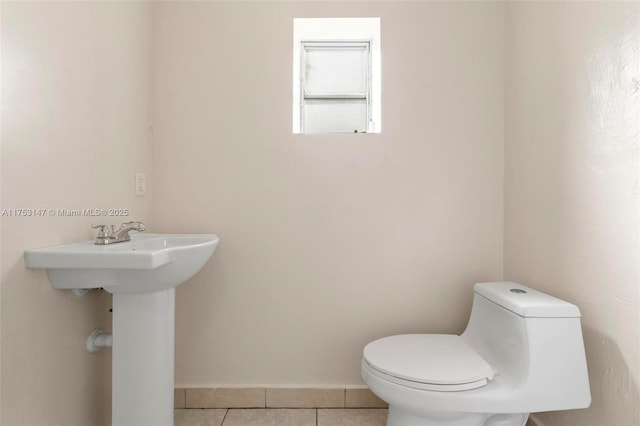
{"left": 303, "top": 99, "right": 367, "bottom": 134}
{"left": 304, "top": 46, "right": 368, "bottom": 94}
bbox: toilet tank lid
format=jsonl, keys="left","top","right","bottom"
{"left": 474, "top": 282, "right": 581, "bottom": 318}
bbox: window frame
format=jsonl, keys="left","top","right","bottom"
{"left": 292, "top": 17, "right": 381, "bottom": 135}
{"left": 300, "top": 40, "right": 372, "bottom": 134}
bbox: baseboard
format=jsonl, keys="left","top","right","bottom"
{"left": 174, "top": 386, "right": 388, "bottom": 409}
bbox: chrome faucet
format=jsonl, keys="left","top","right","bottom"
{"left": 92, "top": 221, "right": 146, "bottom": 245}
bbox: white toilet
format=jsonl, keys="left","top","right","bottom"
{"left": 361, "top": 282, "right": 591, "bottom": 426}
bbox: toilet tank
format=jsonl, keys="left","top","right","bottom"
{"left": 461, "top": 282, "right": 591, "bottom": 412}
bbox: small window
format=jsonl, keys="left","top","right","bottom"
{"left": 301, "top": 41, "right": 371, "bottom": 134}
{"left": 293, "top": 18, "right": 381, "bottom": 134}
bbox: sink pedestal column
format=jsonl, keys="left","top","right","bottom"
{"left": 112, "top": 288, "right": 175, "bottom": 426}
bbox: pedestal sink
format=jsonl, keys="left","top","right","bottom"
{"left": 24, "top": 233, "right": 219, "bottom": 426}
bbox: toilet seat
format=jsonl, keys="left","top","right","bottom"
{"left": 363, "top": 334, "right": 494, "bottom": 392}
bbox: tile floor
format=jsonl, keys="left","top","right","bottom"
{"left": 175, "top": 408, "right": 541, "bottom": 425}
{"left": 175, "top": 408, "right": 388, "bottom": 426}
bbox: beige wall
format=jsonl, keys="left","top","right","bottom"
{"left": 152, "top": 1, "right": 505, "bottom": 386}
{"left": 504, "top": 2, "right": 640, "bottom": 425}
{"left": 0, "top": 2, "right": 152, "bottom": 425}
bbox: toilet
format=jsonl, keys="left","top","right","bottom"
{"left": 361, "top": 282, "right": 591, "bottom": 426}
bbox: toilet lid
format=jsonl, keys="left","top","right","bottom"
{"left": 363, "top": 334, "right": 494, "bottom": 391}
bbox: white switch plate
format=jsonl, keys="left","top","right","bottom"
{"left": 135, "top": 172, "right": 146, "bottom": 196}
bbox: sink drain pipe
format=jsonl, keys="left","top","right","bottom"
{"left": 73, "top": 288, "right": 91, "bottom": 297}
{"left": 87, "top": 328, "right": 112, "bottom": 353}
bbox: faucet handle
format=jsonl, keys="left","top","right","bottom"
{"left": 119, "top": 221, "right": 146, "bottom": 232}
{"left": 92, "top": 224, "right": 113, "bottom": 238}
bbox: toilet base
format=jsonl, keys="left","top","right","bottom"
{"left": 386, "top": 406, "right": 528, "bottom": 426}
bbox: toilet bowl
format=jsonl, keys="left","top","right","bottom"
{"left": 361, "top": 282, "right": 591, "bottom": 426}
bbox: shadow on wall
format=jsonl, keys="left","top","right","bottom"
{"left": 531, "top": 325, "right": 639, "bottom": 426}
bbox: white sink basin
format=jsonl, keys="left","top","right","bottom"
{"left": 24, "top": 233, "right": 219, "bottom": 294}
